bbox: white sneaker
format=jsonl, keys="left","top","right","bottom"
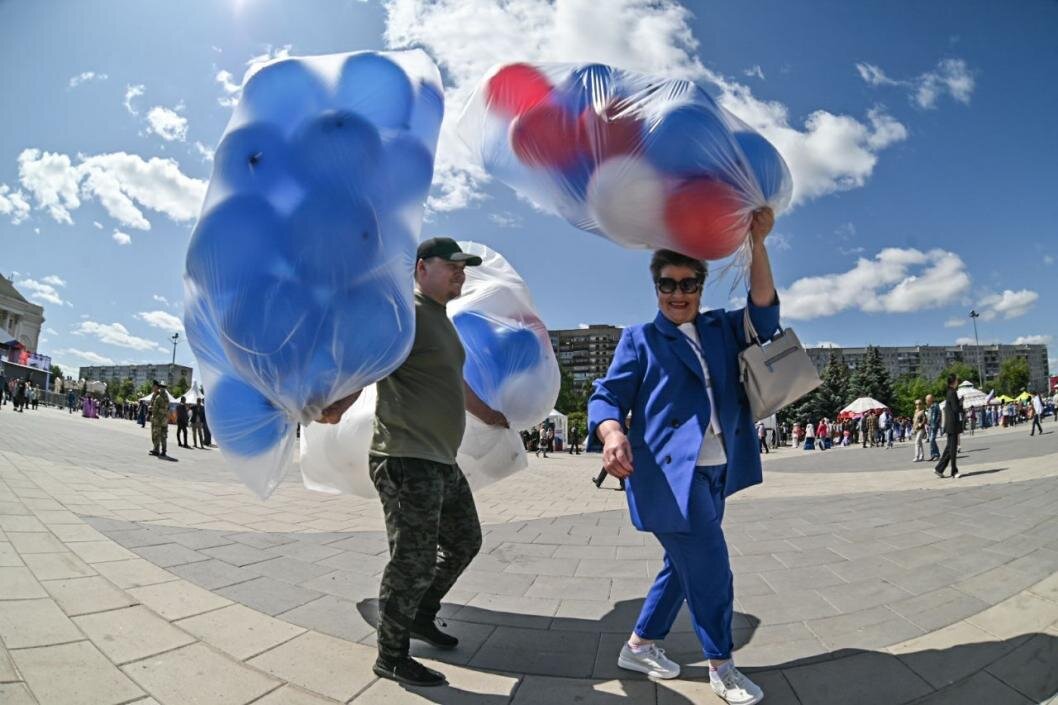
{"left": 710, "top": 666, "right": 764, "bottom": 705}
{"left": 617, "top": 642, "right": 681, "bottom": 679}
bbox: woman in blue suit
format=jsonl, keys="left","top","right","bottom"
{"left": 587, "top": 209, "right": 778, "bottom": 705}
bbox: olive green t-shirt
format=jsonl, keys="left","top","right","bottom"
{"left": 371, "top": 291, "right": 466, "bottom": 464}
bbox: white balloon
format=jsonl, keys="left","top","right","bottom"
{"left": 299, "top": 385, "right": 378, "bottom": 498}
{"left": 587, "top": 155, "right": 669, "bottom": 249}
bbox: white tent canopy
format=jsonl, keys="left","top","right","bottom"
{"left": 839, "top": 397, "right": 889, "bottom": 418}
{"left": 955, "top": 381, "right": 990, "bottom": 409}
{"left": 138, "top": 390, "right": 177, "bottom": 404}
{"left": 547, "top": 409, "right": 568, "bottom": 443}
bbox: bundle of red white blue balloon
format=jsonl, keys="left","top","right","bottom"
{"left": 458, "top": 62, "right": 793, "bottom": 260}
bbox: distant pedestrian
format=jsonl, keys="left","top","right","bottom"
{"left": 13, "top": 379, "right": 26, "bottom": 412}
{"left": 176, "top": 396, "right": 190, "bottom": 448}
{"left": 935, "top": 375, "right": 962, "bottom": 479}
{"left": 926, "top": 394, "right": 941, "bottom": 460}
{"left": 148, "top": 381, "right": 170, "bottom": 459}
{"left": 757, "top": 421, "right": 769, "bottom": 454}
{"left": 190, "top": 401, "right": 205, "bottom": 448}
{"left": 568, "top": 425, "right": 582, "bottom": 455}
{"left": 1030, "top": 394, "right": 1044, "bottom": 436}
{"left": 912, "top": 400, "right": 926, "bottom": 462}
{"left": 66, "top": 389, "right": 76, "bottom": 413}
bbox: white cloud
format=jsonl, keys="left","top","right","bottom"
{"left": 93, "top": 221, "right": 103, "bottom": 229}
{"left": 954, "top": 336, "right": 976, "bottom": 345}
{"left": 215, "top": 44, "right": 293, "bottom": 109}
{"left": 382, "top": 0, "right": 907, "bottom": 211}
{"left": 193, "top": 141, "right": 215, "bottom": 162}
{"left": 146, "top": 106, "right": 189, "bottom": 142}
{"left": 68, "top": 71, "right": 108, "bottom": 88}
{"left": 124, "top": 84, "right": 144, "bottom": 115}
{"left": 815, "top": 341, "right": 840, "bottom": 348}
{"left": 112, "top": 230, "right": 132, "bottom": 245}
{"left": 152, "top": 294, "right": 171, "bottom": 306}
{"left": 17, "top": 148, "right": 206, "bottom": 230}
{"left": 978, "top": 289, "right": 1038, "bottom": 321}
{"left": 54, "top": 348, "right": 115, "bottom": 366}
{"left": 15, "top": 278, "right": 70, "bottom": 307}
{"left": 0, "top": 184, "right": 31, "bottom": 224}
{"left": 915, "top": 59, "right": 974, "bottom": 108}
{"left": 1012, "top": 334, "right": 1052, "bottom": 345}
{"left": 944, "top": 317, "right": 967, "bottom": 328}
{"left": 41, "top": 275, "right": 66, "bottom": 287}
{"left": 768, "top": 232, "right": 792, "bottom": 251}
{"left": 779, "top": 247, "right": 971, "bottom": 320}
{"left": 45, "top": 327, "right": 58, "bottom": 335}
{"left": 1044, "top": 255, "right": 1054, "bottom": 266}
{"left": 744, "top": 65, "right": 765, "bottom": 80}
{"left": 855, "top": 63, "right": 899, "bottom": 87}
{"left": 488, "top": 211, "right": 523, "bottom": 228}
{"left": 856, "top": 58, "right": 974, "bottom": 110}
{"left": 73, "top": 320, "right": 163, "bottom": 351}
{"left": 136, "top": 310, "right": 184, "bottom": 334}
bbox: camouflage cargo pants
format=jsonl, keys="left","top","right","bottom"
{"left": 151, "top": 423, "right": 168, "bottom": 453}
{"left": 369, "top": 455, "right": 482, "bottom": 660}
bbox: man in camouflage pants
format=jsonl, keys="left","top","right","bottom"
{"left": 148, "top": 381, "right": 170, "bottom": 459}
{"left": 318, "top": 238, "right": 509, "bottom": 688}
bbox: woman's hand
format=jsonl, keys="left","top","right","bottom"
{"left": 316, "top": 389, "right": 362, "bottom": 425}
{"left": 749, "top": 207, "right": 774, "bottom": 247}
{"left": 599, "top": 421, "right": 634, "bottom": 479}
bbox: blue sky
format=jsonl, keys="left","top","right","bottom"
{"left": 1, "top": 0, "right": 1055, "bottom": 381}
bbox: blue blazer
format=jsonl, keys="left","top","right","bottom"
{"left": 587, "top": 296, "right": 781, "bottom": 533}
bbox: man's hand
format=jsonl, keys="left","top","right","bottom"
{"left": 316, "top": 390, "right": 362, "bottom": 425}
{"left": 749, "top": 207, "right": 774, "bottom": 247}
{"left": 600, "top": 422, "right": 634, "bottom": 479}
{"left": 483, "top": 408, "right": 509, "bottom": 428}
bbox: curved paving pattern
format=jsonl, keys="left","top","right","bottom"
{"left": 1, "top": 408, "right": 1056, "bottom": 704}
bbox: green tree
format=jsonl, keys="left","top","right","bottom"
{"left": 893, "top": 375, "right": 933, "bottom": 417}
{"left": 848, "top": 345, "right": 894, "bottom": 406}
{"left": 48, "top": 364, "right": 63, "bottom": 380}
{"left": 935, "top": 361, "right": 978, "bottom": 395}
{"left": 996, "top": 357, "right": 1030, "bottom": 396}
{"left": 792, "top": 353, "right": 851, "bottom": 422}
{"left": 171, "top": 376, "right": 190, "bottom": 397}
{"left": 555, "top": 367, "right": 587, "bottom": 416}
{"left": 135, "top": 381, "right": 154, "bottom": 399}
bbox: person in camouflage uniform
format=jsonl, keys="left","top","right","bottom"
{"left": 317, "top": 238, "right": 510, "bottom": 688}
{"left": 148, "top": 381, "right": 170, "bottom": 458}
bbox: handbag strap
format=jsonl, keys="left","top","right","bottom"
{"left": 742, "top": 307, "right": 761, "bottom": 346}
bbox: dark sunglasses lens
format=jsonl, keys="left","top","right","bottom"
{"left": 656, "top": 278, "right": 677, "bottom": 293}
{"left": 678, "top": 278, "right": 702, "bottom": 293}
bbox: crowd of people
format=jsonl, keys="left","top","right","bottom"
{"left": 0, "top": 372, "right": 42, "bottom": 412}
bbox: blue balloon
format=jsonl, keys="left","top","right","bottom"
{"left": 556, "top": 63, "right": 617, "bottom": 114}
{"left": 452, "top": 311, "right": 542, "bottom": 404}
{"left": 409, "top": 82, "right": 444, "bottom": 152}
{"left": 185, "top": 196, "right": 292, "bottom": 300}
{"left": 373, "top": 133, "right": 435, "bottom": 209}
{"left": 220, "top": 276, "right": 322, "bottom": 373}
{"left": 644, "top": 104, "right": 741, "bottom": 177}
{"left": 334, "top": 53, "right": 414, "bottom": 129}
{"left": 290, "top": 110, "right": 383, "bottom": 198}
{"left": 286, "top": 190, "right": 381, "bottom": 285}
{"left": 239, "top": 59, "right": 328, "bottom": 135}
{"left": 211, "top": 123, "right": 302, "bottom": 213}
{"left": 209, "top": 375, "right": 289, "bottom": 456}
{"left": 734, "top": 131, "right": 787, "bottom": 202}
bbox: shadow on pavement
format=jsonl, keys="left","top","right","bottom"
{"left": 956, "top": 468, "right": 1007, "bottom": 479}
{"left": 356, "top": 599, "right": 1058, "bottom": 704}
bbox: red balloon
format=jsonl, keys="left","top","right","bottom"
{"left": 486, "top": 64, "right": 554, "bottom": 117}
{"left": 579, "top": 101, "right": 643, "bottom": 161}
{"left": 664, "top": 179, "right": 750, "bottom": 260}
{"left": 510, "top": 103, "right": 586, "bottom": 168}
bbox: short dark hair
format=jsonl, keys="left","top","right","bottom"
{"left": 649, "top": 249, "right": 707, "bottom": 282}
{"left": 947, "top": 373, "right": 958, "bottom": 386}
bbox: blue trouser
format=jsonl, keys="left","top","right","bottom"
{"left": 634, "top": 464, "right": 733, "bottom": 660}
{"left": 928, "top": 428, "right": 940, "bottom": 458}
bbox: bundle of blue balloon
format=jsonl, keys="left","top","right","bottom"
{"left": 458, "top": 61, "right": 793, "bottom": 260}
{"left": 183, "top": 50, "right": 444, "bottom": 497}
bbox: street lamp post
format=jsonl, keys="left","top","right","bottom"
{"left": 169, "top": 332, "right": 180, "bottom": 386}
{"left": 969, "top": 310, "right": 984, "bottom": 386}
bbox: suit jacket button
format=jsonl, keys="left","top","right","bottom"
{"left": 665, "top": 456, "right": 672, "bottom": 464}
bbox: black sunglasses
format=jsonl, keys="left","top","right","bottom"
{"left": 655, "top": 277, "right": 703, "bottom": 294}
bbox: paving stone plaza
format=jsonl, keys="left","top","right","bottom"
{"left": 1, "top": 407, "right": 1057, "bottom": 704}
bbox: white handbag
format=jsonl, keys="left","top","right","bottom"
{"left": 737, "top": 308, "right": 822, "bottom": 421}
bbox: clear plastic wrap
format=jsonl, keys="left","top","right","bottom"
{"left": 183, "top": 50, "right": 443, "bottom": 498}
{"left": 458, "top": 62, "right": 792, "bottom": 260}
{"left": 299, "top": 242, "right": 559, "bottom": 496}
